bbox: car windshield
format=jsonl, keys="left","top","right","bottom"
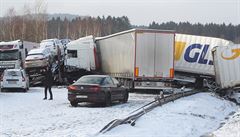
{"left": 5, "top": 70, "right": 21, "bottom": 77}
{"left": 0, "top": 50, "right": 19, "bottom": 61}
{"left": 75, "top": 76, "right": 105, "bottom": 85}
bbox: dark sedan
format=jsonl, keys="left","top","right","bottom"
{"left": 67, "top": 75, "right": 129, "bottom": 107}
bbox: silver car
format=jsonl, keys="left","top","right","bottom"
{"left": 1, "top": 69, "right": 29, "bottom": 92}
{"left": 24, "top": 48, "right": 52, "bottom": 69}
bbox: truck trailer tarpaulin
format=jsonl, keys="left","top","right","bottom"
{"left": 96, "top": 29, "right": 175, "bottom": 81}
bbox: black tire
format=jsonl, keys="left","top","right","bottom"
{"left": 23, "top": 88, "right": 27, "bottom": 92}
{"left": 105, "top": 92, "right": 111, "bottom": 107}
{"left": 70, "top": 101, "right": 78, "bottom": 107}
{"left": 121, "top": 91, "right": 129, "bottom": 103}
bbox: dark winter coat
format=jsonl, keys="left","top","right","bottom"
{"left": 43, "top": 69, "right": 53, "bottom": 87}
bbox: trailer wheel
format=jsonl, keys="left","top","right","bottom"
{"left": 195, "top": 77, "right": 204, "bottom": 89}
{"left": 104, "top": 92, "right": 111, "bottom": 107}
{"left": 70, "top": 101, "right": 78, "bottom": 107}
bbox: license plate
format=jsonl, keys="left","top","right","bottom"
{"left": 8, "top": 81, "right": 17, "bottom": 84}
{"left": 76, "top": 95, "right": 88, "bottom": 98}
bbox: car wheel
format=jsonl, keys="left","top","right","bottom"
{"left": 1, "top": 88, "right": 6, "bottom": 92}
{"left": 70, "top": 101, "right": 78, "bottom": 107}
{"left": 121, "top": 91, "right": 129, "bottom": 103}
{"left": 23, "top": 88, "right": 27, "bottom": 92}
{"left": 105, "top": 92, "right": 111, "bottom": 107}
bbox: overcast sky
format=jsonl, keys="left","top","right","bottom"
{"left": 0, "top": 0, "right": 239, "bottom": 25}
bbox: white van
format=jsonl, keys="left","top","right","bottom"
{"left": 0, "top": 69, "right": 29, "bottom": 92}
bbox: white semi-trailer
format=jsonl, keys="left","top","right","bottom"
{"left": 0, "top": 40, "right": 39, "bottom": 73}
{"left": 65, "top": 29, "right": 175, "bottom": 90}
{"left": 212, "top": 44, "right": 240, "bottom": 103}
{"left": 174, "top": 34, "right": 232, "bottom": 87}
{"left": 212, "top": 44, "right": 240, "bottom": 90}
{"left": 96, "top": 29, "right": 175, "bottom": 90}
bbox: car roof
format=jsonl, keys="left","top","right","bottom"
{"left": 81, "top": 75, "right": 110, "bottom": 78}
{"left": 41, "top": 39, "right": 57, "bottom": 42}
{"left": 28, "top": 48, "right": 47, "bottom": 54}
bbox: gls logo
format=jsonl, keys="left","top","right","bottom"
{"left": 221, "top": 48, "right": 240, "bottom": 60}
{"left": 175, "top": 42, "right": 213, "bottom": 65}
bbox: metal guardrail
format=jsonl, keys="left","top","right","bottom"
{"left": 99, "top": 89, "right": 201, "bottom": 134}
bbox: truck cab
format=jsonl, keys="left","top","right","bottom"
{"left": 0, "top": 40, "right": 25, "bottom": 73}
{"left": 0, "top": 40, "right": 40, "bottom": 75}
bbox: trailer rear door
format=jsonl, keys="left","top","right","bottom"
{"left": 135, "top": 31, "right": 174, "bottom": 79}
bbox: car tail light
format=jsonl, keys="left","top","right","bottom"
{"left": 89, "top": 86, "right": 100, "bottom": 92}
{"left": 67, "top": 85, "right": 78, "bottom": 91}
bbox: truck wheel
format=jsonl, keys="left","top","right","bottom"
{"left": 70, "top": 101, "right": 78, "bottom": 107}
{"left": 105, "top": 93, "right": 111, "bottom": 107}
{"left": 195, "top": 77, "right": 204, "bottom": 89}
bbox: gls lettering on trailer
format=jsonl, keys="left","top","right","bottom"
{"left": 221, "top": 48, "right": 240, "bottom": 60}
{"left": 175, "top": 42, "right": 213, "bottom": 65}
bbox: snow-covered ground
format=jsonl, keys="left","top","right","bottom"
{"left": 213, "top": 108, "right": 240, "bottom": 137}
{"left": 0, "top": 87, "right": 238, "bottom": 137}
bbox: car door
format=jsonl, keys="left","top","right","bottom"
{"left": 111, "top": 77, "right": 124, "bottom": 100}
{"left": 102, "top": 77, "right": 116, "bottom": 101}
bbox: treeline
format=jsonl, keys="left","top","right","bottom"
{"left": 0, "top": 12, "right": 131, "bottom": 42}
{"left": 0, "top": 4, "right": 239, "bottom": 43}
{"left": 0, "top": 1, "right": 131, "bottom": 43}
{"left": 149, "top": 21, "right": 240, "bottom": 43}
{"left": 47, "top": 16, "right": 131, "bottom": 40}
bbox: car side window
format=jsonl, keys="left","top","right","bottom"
{"left": 111, "top": 77, "right": 119, "bottom": 85}
{"left": 102, "top": 77, "right": 113, "bottom": 86}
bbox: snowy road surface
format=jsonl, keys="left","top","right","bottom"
{"left": 0, "top": 87, "right": 238, "bottom": 137}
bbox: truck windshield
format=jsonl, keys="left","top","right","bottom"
{"left": 0, "top": 50, "right": 19, "bottom": 61}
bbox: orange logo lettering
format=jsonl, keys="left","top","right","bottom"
{"left": 221, "top": 48, "right": 240, "bottom": 60}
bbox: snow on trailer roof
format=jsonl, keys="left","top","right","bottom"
{"left": 68, "top": 35, "right": 94, "bottom": 44}
{"left": 0, "top": 40, "right": 21, "bottom": 45}
{"left": 95, "top": 28, "right": 175, "bottom": 41}
{"left": 41, "top": 38, "right": 58, "bottom": 43}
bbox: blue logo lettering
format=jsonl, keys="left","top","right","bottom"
{"left": 184, "top": 44, "right": 202, "bottom": 63}
{"left": 184, "top": 44, "right": 213, "bottom": 65}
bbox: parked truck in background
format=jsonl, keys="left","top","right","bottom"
{"left": 0, "top": 40, "right": 39, "bottom": 74}
{"left": 174, "top": 34, "right": 232, "bottom": 87}
{"left": 65, "top": 29, "right": 175, "bottom": 91}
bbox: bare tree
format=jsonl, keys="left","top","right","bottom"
{"left": 5, "top": 8, "right": 17, "bottom": 40}
{"left": 33, "top": 0, "right": 47, "bottom": 42}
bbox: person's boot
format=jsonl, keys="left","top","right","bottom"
{"left": 43, "top": 97, "right": 47, "bottom": 100}
{"left": 49, "top": 97, "right": 53, "bottom": 100}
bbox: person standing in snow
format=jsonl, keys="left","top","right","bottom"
{"left": 43, "top": 66, "right": 53, "bottom": 100}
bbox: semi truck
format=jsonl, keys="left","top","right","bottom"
{"left": 212, "top": 44, "right": 240, "bottom": 103}
{"left": 174, "top": 34, "right": 233, "bottom": 87}
{"left": 0, "top": 40, "right": 39, "bottom": 74}
{"left": 65, "top": 29, "right": 175, "bottom": 91}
